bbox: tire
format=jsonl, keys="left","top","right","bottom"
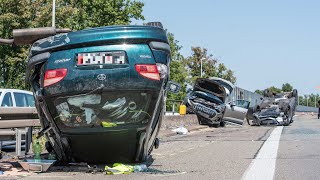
{"left": 197, "top": 115, "right": 204, "bottom": 125}
{"left": 246, "top": 105, "right": 258, "bottom": 122}
{"left": 220, "top": 120, "right": 226, "bottom": 127}
{"left": 209, "top": 123, "right": 220, "bottom": 128}
{"left": 292, "top": 89, "right": 298, "bottom": 98}
{"left": 263, "top": 89, "right": 270, "bottom": 97}
{"left": 45, "top": 141, "right": 54, "bottom": 153}
{"left": 246, "top": 117, "right": 253, "bottom": 126}
{"left": 283, "top": 118, "right": 290, "bottom": 126}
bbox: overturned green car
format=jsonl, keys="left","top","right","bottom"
{"left": 1, "top": 22, "right": 180, "bottom": 163}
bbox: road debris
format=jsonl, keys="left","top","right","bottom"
{"left": 104, "top": 163, "right": 148, "bottom": 175}
{"left": 172, "top": 126, "right": 188, "bottom": 135}
{"left": 101, "top": 121, "right": 117, "bottom": 128}
{"left": 105, "top": 163, "right": 134, "bottom": 175}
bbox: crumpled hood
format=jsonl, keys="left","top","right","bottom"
{"left": 190, "top": 91, "right": 224, "bottom": 105}
{"left": 193, "top": 78, "right": 234, "bottom": 102}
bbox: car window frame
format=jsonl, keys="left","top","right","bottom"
{"left": 230, "top": 100, "right": 250, "bottom": 109}
{"left": 1, "top": 92, "right": 14, "bottom": 107}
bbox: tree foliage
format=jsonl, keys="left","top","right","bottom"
{"left": 255, "top": 83, "right": 294, "bottom": 96}
{"left": 30, "top": 0, "right": 145, "bottom": 30}
{"left": 282, "top": 83, "right": 293, "bottom": 92}
{"left": 298, "top": 94, "right": 320, "bottom": 107}
{"left": 0, "top": 0, "right": 145, "bottom": 89}
{"left": 255, "top": 89, "right": 263, "bottom": 95}
{"left": 184, "top": 47, "right": 236, "bottom": 85}
{"left": 268, "top": 86, "right": 282, "bottom": 94}
{"left": 166, "top": 32, "right": 187, "bottom": 111}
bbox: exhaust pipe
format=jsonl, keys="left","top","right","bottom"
{"left": 0, "top": 38, "right": 14, "bottom": 45}
{"left": 0, "top": 27, "right": 72, "bottom": 45}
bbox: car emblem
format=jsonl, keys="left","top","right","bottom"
{"left": 97, "top": 74, "right": 106, "bottom": 81}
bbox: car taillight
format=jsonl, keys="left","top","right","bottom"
{"left": 44, "top": 68, "right": 68, "bottom": 87}
{"left": 135, "top": 64, "right": 160, "bottom": 81}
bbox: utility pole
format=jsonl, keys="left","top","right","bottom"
{"left": 200, "top": 58, "right": 206, "bottom": 78}
{"left": 52, "top": 0, "right": 56, "bottom": 27}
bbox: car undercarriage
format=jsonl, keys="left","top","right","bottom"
{"left": 247, "top": 89, "right": 298, "bottom": 126}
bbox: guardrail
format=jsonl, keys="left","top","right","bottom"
{"left": 166, "top": 99, "right": 183, "bottom": 115}
{"left": 0, "top": 107, "right": 40, "bottom": 157}
{"left": 296, "top": 105, "right": 318, "bottom": 113}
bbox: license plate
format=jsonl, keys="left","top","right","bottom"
{"left": 194, "top": 104, "right": 216, "bottom": 117}
{"left": 77, "top": 51, "right": 126, "bottom": 65}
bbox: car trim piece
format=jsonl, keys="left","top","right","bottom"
{"left": 149, "top": 41, "right": 171, "bottom": 53}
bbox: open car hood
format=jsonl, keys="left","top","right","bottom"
{"left": 193, "top": 77, "right": 234, "bottom": 102}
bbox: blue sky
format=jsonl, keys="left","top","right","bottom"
{"left": 133, "top": 0, "right": 320, "bottom": 95}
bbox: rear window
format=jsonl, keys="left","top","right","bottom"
{"left": 50, "top": 91, "right": 157, "bottom": 131}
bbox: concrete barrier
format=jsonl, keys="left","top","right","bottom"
{"left": 162, "top": 115, "right": 198, "bottom": 129}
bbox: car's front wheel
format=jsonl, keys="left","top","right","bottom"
{"left": 220, "top": 120, "right": 226, "bottom": 127}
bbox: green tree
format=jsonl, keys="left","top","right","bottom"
{"left": 0, "top": 0, "right": 32, "bottom": 88}
{"left": 255, "top": 90, "right": 263, "bottom": 95}
{"left": 166, "top": 32, "right": 187, "bottom": 111}
{"left": 282, "top": 83, "right": 293, "bottom": 92}
{"left": 268, "top": 86, "right": 282, "bottom": 94}
{"left": 184, "top": 47, "right": 236, "bottom": 85}
{"left": 30, "top": 0, "right": 145, "bottom": 30}
{"left": 0, "top": 0, "right": 145, "bottom": 89}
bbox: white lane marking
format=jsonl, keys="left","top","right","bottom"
{"left": 242, "top": 126, "right": 284, "bottom": 180}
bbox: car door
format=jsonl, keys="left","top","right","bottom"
{"left": 224, "top": 100, "right": 250, "bottom": 125}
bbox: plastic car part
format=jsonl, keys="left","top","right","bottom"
{"left": 145, "top": 22, "right": 163, "bottom": 28}
{"left": 156, "top": 63, "right": 168, "bottom": 79}
{"left": 103, "top": 98, "right": 126, "bottom": 110}
{"left": 67, "top": 95, "right": 101, "bottom": 107}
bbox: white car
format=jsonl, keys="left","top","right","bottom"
{"left": 0, "top": 89, "right": 35, "bottom": 107}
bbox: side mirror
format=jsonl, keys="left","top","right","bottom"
{"left": 166, "top": 81, "right": 181, "bottom": 94}
{"left": 186, "top": 88, "right": 193, "bottom": 93}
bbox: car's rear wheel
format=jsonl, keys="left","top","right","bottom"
{"left": 292, "top": 89, "right": 298, "bottom": 98}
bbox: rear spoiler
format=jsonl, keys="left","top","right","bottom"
{"left": 0, "top": 27, "right": 71, "bottom": 45}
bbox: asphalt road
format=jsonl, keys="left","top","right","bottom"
{"left": 6, "top": 115, "right": 320, "bottom": 180}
